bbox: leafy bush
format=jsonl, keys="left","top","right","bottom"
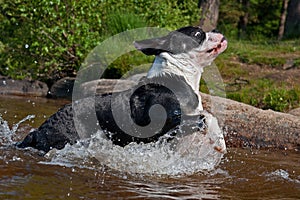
{"left": 0, "top": 0, "right": 199, "bottom": 83}
{"left": 0, "top": 0, "right": 103, "bottom": 83}
{"left": 218, "top": 0, "right": 283, "bottom": 40}
{"left": 101, "top": 0, "right": 199, "bottom": 29}
{"left": 105, "top": 11, "right": 147, "bottom": 36}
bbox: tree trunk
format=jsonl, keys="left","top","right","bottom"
{"left": 284, "top": 0, "right": 300, "bottom": 38}
{"left": 238, "top": 0, "right": 250, "bottom": 39}
{"left": 278, "top": 0, "right": 289, "bottom": 40}
{"left": 198, "top": 0, "right": 220, "bottom": 31}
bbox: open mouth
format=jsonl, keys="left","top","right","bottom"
{"left": 207, "top": 37, "right": 227, "bottom": 54}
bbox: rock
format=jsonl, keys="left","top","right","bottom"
{"left": 0, "top": 76, "right": 48, "bottom": 97}
{"left": 79, "top": 79, "right": 137, "bottom": 98}
{"left": 288, "top": 107, "right": 300, "bottom": 117}
{"left": 49, "top": 77, "right": 75, "bottom": 99}
{"left": 201, "top": 93, "right": 300, "bottom": 150}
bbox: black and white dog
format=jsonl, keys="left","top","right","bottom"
{"left": 17, "top": 26, "right": 227, "bottom": 153}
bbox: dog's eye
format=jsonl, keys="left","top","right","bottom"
{"left": 194, "top": 32, "right": 201, "bottom": 37}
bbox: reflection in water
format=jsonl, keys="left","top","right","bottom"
{"left": 0, "top": 95, "right": 70, "bottom": 127}
{"left": 0, "top": 96, "right": 299, "bottom": 199}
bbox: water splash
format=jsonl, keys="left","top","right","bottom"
{"left": 267, "top": 169, "right": 300, "bottom": 184}
{"left": 0, "top": 115, "right": 35, "bottom": 145}
{"left": 45, "top": 113, "right": 226, "bottom": 176}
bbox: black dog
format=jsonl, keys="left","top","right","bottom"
{"left": 17, "top": 26, "right": 227, "bottom": 153}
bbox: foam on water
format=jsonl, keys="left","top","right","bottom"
{"left": 45, "top": 113, "right": 226, "bottom": 176}
{"left": 266, "top": 169, "right": 300, "bottom": 184}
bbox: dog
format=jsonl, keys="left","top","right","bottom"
{"left": 16, "top": 26, "right": 227, "bottom": 153}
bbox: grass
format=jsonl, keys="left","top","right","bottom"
{"left": 225, "top": 79, "right": 300, "bottom": 112}
{"left": 211, "top": 38, "right": 300, "bottom": 112}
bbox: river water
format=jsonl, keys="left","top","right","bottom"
{"left": 0, "top": 96, "right": 299, "bottom": 199}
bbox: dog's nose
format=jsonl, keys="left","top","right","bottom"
{"left": 221, "top": 36, "right": 226, "bottom": 42}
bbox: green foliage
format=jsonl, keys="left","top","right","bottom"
{"left": 218, "top": 0, "right": 283, "bottom": 40}
{"left": 101, "top": 0, "right": 199, "bottom": 29}
{"left": 226, "top": 78, "right": 300, "bottom": 112}
{"left": 263, "top": 89, "right": 299, "bottom": 112}
{"left": 247, "top": 0, "right": 282, "bottom": 40}
{"left": 103, "top": 51, "right": 153, "bottom": 79}
{"left": 0, "top": 0, "right": 199, "bottom": 82}
{"left": 0, "top": 0, "right": 103, "bottom": 82}
{"left": 105, "top": 11, "right": 147, "bottom": 36}
{"left": 218, "top": 1, "right": 243, "bottom": 38}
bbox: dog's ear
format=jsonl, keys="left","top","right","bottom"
{"left": 134, "top": 36, "right": 168, "bottom": 56}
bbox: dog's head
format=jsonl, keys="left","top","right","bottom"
{"left": 134, "top": 26, "right": 227, "bottom": 63}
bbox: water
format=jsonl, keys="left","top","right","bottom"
{"left": 0, "top": 96, "right": 299, "bottom": 199}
